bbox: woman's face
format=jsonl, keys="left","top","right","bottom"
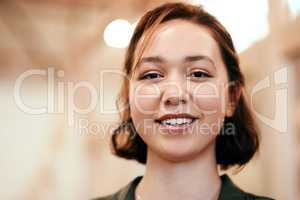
{"left": 129, "top": 19, "right": 234, "bottom": 162}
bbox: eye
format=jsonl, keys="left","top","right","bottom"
{"left": 188, "top": 70, "right": 211, "bottom": 79}
{"left": 138, "top": 71, "right": 163, "bottom": 80}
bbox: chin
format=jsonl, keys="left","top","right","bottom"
{"left": 139, "top": 124, "right": 217, "bottom": 163}
{"left": 159, "top": 152, "right": 201, "bottom": 163}
{"left": 150, "top": 140, "right": 214, "bottom": 163}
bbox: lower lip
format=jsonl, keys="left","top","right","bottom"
{"left": 157, "top": 120, "right": 196, "bottom": 135}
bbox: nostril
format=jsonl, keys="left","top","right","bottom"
{"left": 165, "top": 96, "right": 186, "bottom": 105}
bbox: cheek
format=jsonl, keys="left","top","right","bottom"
{"left": 129, "top": 82, "right": 160, "bottom": 117}
{"left": 191, "top": 81, "right": 228, "bottom": 115}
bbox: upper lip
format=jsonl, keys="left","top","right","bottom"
{"left": 155, "top": 113, "right": 198, "bottom": 123}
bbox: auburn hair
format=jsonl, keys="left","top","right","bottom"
{"left": 111, "top": 2, "right": 260, "bottom": 170}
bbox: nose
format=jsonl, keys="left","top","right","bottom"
{"left": 161, "top": 82, "right": 189, "bottom": 107}
{"left": 165, "top": 95, "right": 187, "bottom": 106}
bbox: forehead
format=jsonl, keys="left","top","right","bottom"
{"left": 139, "top": 19, "right": 222, "bottom": 62}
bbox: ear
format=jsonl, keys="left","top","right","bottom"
{"left": 225, "top": 85, "right": 242, "bottom": 117}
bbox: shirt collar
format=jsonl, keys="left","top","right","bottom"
{"left": 117, "top": 174, "right": 246, "bottom": 200}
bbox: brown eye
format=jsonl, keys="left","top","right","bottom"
{"left": 192, "top": 71, "right": 209, "bottom": 77}
{"left": 139, "top": 72, "right": 163, "bottom": 80}
{"left": 189, "top": 70, "right": 211, "bottom": 79}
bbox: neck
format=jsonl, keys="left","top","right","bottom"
{"left": 136, "top": 143, "right": 221, "bottom": 200}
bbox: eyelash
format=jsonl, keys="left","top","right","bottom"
{"left": 188, "top": 70, "right": 212, "bottom": 79}
{"left": 138, "top": 71, "right": 163, "bottom": 80}
{"left": 138, "top": 70, "right": 211, "bottom": 80}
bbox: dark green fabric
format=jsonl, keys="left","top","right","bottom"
{"left": 93, "top": 174, "right": 274, "bottom": 200}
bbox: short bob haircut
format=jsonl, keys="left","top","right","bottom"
{"left": 111, "top": 2, "right": 260, "bottom": 170}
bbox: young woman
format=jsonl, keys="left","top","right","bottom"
{"left": 94, "top": 2, "right": 274, "bottom": 200}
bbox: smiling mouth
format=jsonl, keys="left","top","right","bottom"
{"left": 156, "top": 118, "right": 196, "bottom": 126}
{"left": 154, "top": 113, "right": 198, "bottom": 127}
{"left": 155, "top": 114, "right": 198, "bottom": 135}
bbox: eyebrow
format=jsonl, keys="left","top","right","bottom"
{"left": 138, "top": 56, "right": 165, "bottom": 65}
{"left": 138, "top": 55, "right": 216, "bottom": 68}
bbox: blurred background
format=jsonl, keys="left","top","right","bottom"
{"left": 0, "top": 0, "right": 299, "bottom": 199}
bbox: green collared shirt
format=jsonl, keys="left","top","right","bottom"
{"left": 93, "top": 174, "right": 274, "bottom": 200}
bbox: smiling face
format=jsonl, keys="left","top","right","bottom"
{"left": 129, "top": 19, "right": 235, "bottom": 163}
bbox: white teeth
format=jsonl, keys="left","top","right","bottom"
{"left": 161, "top": 118, "right": 193, "bottom": 126}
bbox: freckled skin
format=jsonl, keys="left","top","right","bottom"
{"left": 129, "top": 19, "right": 234, "bottom": 163}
